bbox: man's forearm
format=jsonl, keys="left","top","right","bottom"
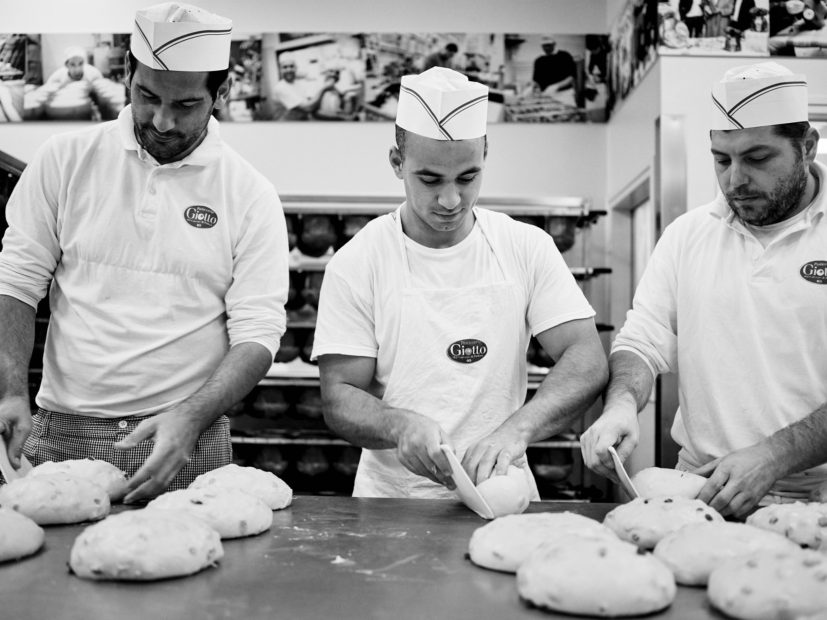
{"left": 765, "top": 401, "right": 827, "bottom": 478}
{"left": 503, "top": 340, "right": 608, "bottom": 445}
{"left": 605, "top": 350, "right": 657, "bottom": 413}
{"left": 322, "top": 383, "right": 416, "bottom": 450}
{"left": 175, "top": 341, "right": 273, "bottom": 430}
{"left": 0, "top": 295, "right": 36, "bottom": 399}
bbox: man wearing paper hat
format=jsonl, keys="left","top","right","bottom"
{"left": 313, "top": 67, "right": 607, "bottom": 500}
{"left": 0, "top": 3, "right": 289, "bottom": 502}
{"left": 582, "top": 61, "right": 826, "bottom": 517}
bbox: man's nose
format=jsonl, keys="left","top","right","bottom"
{"left": 152, "top": 106, "right": 175, "bottom": 133}
{"left": 438, "top": 185, "right": 461, "bottom": 210}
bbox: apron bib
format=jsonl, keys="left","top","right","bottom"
{"left": 353, "top": 207, "right": 540, "bottom": 499}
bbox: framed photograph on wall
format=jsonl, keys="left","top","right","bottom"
{"left": 24, "top": 33, "right": 128, "bottom": 121}
{"left": 0, "top": 33, "right": 40, "bottom": 122}
{"left": 657, "top": 0, "right": 770, "bottom": 56}
{"left": 361, "top": 33, "right": 505, "bottom": 122}
{"left": 257, "top": 32, "right": 367, "bottom": 121}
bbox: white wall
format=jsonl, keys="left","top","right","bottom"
{"left": 0, "top": 0, "right": 612, "bottom": 202}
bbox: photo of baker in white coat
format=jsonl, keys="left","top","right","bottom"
{"left": 312, "top": 67, "right": 608, "bottom": 498}
{"left": 581, "top": 61, "right": 827, "bottom": 518}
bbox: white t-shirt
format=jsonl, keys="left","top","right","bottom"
{"left": 312, "top": 206, "right": 595, "bottom": 394}
{"left": 613, "top": 161, "right": 827, "bottom": 493}
{"left": 0, "top": 105, "right": 289, "bottom": 417}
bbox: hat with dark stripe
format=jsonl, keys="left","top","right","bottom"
{"left": 396, "top": 67, "right": 488, "bottom": 140}
{"left": 711, "top": 62, "right": 807, "bottom": 130}
{"left": 131, "top": 2, "right": 232, "bottom": 72}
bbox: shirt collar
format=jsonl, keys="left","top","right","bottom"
{"left": 710, "top": 159, "right": 827, "bottom": 226}
{"left": 117, "top": 104, "right": 222, "bottom": 168}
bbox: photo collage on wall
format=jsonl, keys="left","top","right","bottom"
{"left": 0, "top": 31, "right": 613, "bottom": 124}
{"left": 657, "top": 0, "right": 827, "bottom": 57}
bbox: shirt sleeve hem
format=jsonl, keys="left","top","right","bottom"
{"left": 310, "top": 344, "right": 378, "bottom": 362}
{"left": 0, "top": 289, "right": 40, "bottom": 310}
{"left": 531, "top": 309, "right": 597, "bottom": 336}
{"left": 610, "top": 345, "right": 659, "bottom": 380}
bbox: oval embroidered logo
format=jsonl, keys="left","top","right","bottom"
{"left": 446, "top": 339, "right": 488, "bottom": 364}
{"left": 184, "top": 205, "right": 218, "bottom": 229}
{"left": 800, "top": 261, "right": 827, "bottom": 284}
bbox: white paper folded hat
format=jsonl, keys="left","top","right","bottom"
{"left": 396, "top": 67, "right": 488, "bottom": 140}
{"left": 131, "top": 2, "right": 232, "bottom": 72}
{"left": 710, "top": 61, "right": 808, "bottom": 130}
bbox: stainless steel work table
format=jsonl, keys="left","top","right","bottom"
{"left": 0, "top": 496, "right": 727, "bottom": 619}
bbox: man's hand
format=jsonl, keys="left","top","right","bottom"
{"left": 694, "top": 444, "right": 784, "bottom": 519}
{"left": 392, "top": 412, "right": 454, "bottom": 489}
{"left": 0, "top": 395, "right": 33, "bottom": 468}
{"left": 115, "top": 411, "right": 204, "bottom": 504}
{"left": 462, "top": 427, "right": 528, "bottom": 485}
{"left": 580, "top": 396, "right": 640, "bottom": 484}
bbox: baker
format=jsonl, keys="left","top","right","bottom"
{"left": 312, "top": 67, "right": 608, "bottom": 498}
{"left": 581, "top": 61, "right": 826, "bottom": 518}
{"left": 0, "top": 2, "right": 288, "bottom": 502}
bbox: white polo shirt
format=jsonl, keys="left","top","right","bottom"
{"left": 0, "top": 105, "right": 288, "bottom": 417}
{"left": 613, "top": 161, "right": 827, "bottom": 493}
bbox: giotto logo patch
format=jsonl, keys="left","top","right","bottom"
{"left": 800, "top": 261, "right": 827, "bottom": 284}
{"left": 184, "top": 205, "right": 218, "bottom": 229}
{"left": 446, "top": 339, "right": 487, "bottom": 364}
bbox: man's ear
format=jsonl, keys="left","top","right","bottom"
{"left": 212, "top": 74, "right": 233, "bottom": 109}
{"left": 389, "top": 145, "right": 404, "bottom": 179}
{"left": 803, "top": 125, "right": 821, "bottom": 163}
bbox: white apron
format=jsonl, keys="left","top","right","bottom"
{"left": 353, "top": 207, "right": 540, "bottom": 499}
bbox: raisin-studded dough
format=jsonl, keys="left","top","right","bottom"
{"left": 746, "top": 501, "right": 827, "bottom": 550}
{"left": 28, "top": 458, "right": 128, "bottom": 502}
{"left": 708, "top": 549, "right": 827, "bottom": 620}
{"left": 70, "top": 509, "right": 223, "bottom": 581}
{"left": 0, "top": 473, "right": 110, "bottom": 525}
{"left": 653, "top": 521, "right": 801, "bottom": 586}
{"left": 603, "top": 496, "right": 723, "bottom": 548}
{"left": 468, "top": 511, "right": 617, "bottom": 573}
{"left": 475, "top": 465, "right": 531, "bottom": 518}
{"left": 147, "top": 487, "right": 272, "bottom": 539}
{"left": 0, "top": 507, "right": 45, "bottom": 563}
{"left": 517, "top": 532, "right": 676, "bottom": 617}
{"left": 190, "top": 464, "right": 292, "bottom": 510}
{"left": 630, "top": 467, "right": 707, "bottom": 499}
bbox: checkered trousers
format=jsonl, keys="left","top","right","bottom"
{"left": 17, "top": 408, "right": 232, "bottom": 490}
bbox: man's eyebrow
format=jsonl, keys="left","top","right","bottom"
{"left": 137, "top": 84, "right": 204, "bottom": 104}
{"left": 710, "top": 145, "right": 774, "bottom": 156}
{"left": 412, "top": 166, "right": 483, "bottom": 176}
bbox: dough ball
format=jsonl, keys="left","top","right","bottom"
{"left": 746, "top": 501, "right": 827, "bottom": 550}
{"left": 0, "top": 473, "right": 110, "bottom": 525}
{"left": 603, "top": 496, "right": 723, "bottom": 549}
{"left": 146, "top": 487, "right": 273, "bottom": 539}
{"left": 468, "top": 511, "right": 617, "bottom": 572}
{"left": 653, "top": 521, "right": 801, "bottom": 586}
{"left": 0, "top": 507, "right": 45, "bottom": 563}
{"left": 517, "top": 532, "right": 676, "bottom": 617}
{"left": 630, "top": 467, "right": 707, "bottom": 499}
{"left": 708, "top": 549, "right": 827, "bottom": 620}
{"left": 190, "top": 464, "right": 292, "bottom": 510}
{"left": 28, "top": 458, "right": 128, "bottom": 502}
{"left": 475, "top": 465, "right": 530, "bottom": 518}
{"left": 69, "top": 509, "right": 223, "bottom": 580}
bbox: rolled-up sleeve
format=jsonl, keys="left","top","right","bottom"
{"left": 225, "top": 185, "right": 288, "bottom": 357}
{"left": 611, "top": 224, "right": 680, "bottom": 377}
{"left": 0, "top": 138, "right": 61, "bottom": 308}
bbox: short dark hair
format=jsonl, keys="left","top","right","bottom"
{"left": 772, "top": 121, "right": 811, "bottom": 151}
{"left": 126, "top": 51, "right": 229, "bottom": 101}
{"left": 395, "top": 124, "right": 488, "bottom": 160}
{"left": 445, "top": 43, "right": 459, "bottom": 53}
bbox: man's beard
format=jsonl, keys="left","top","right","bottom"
{"left": 726, "top": 160, "right": 809, "bottom": 226}
{"left": 135, "top": 122, "right": 206, "bottom": 164}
